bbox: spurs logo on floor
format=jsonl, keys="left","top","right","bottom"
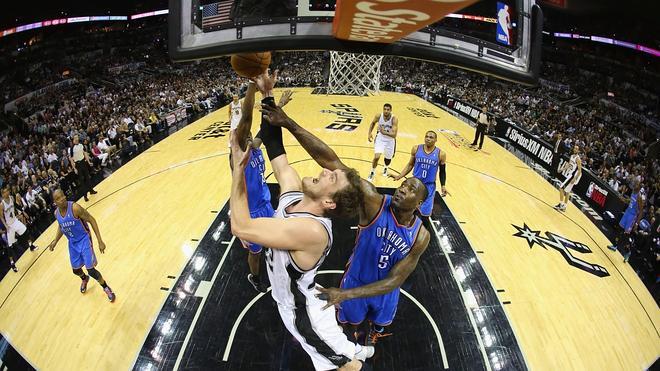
{"left": 189, "top": 121, "right": 231, "bottom": 140}
{"left": 321, "top": 104, "right": 363, "bottom": 131}
{"left": 407, "top": 107, "right": 439, "bottom": 118}
{"left": 512, "top": 223, "right": 610, "bottom": 277}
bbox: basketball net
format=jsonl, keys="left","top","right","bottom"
{"left": 328, "top": 51, "right": 383, "bottom": 96}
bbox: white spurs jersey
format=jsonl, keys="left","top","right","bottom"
{"left": 265, "top": 191, "right": 333, "bottom": 309}
{"left": 378, "top": 113, "right": 395, "bottom": 137}
{"left": 230, "top": 100, "right": 242, "bottom": 130}
{"left": 2, "top": 198, "right": 16, "bottom": 225}
{"left": 566, "top": 154, "right": 579, "bottom": 178}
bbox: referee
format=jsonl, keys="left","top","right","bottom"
{"left": 69, "top": 135, "right": 97, "bottom": 202}
{"left": 470, "top": 105, "right": 490, "bottom": 151}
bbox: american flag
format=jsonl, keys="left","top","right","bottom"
{"left": 202, "top": 1, "right": 233, "bottom": 28}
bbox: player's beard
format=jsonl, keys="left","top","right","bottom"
{"left": 301, "top": 177, "right": 322, "bottom": 201}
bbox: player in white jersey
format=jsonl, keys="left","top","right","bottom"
{"left": 230, "top": 70, "right": 372, "bottom": 370}
{"left": 227, "top": 94, "right": 242, "bottom": 148}
{"left": 554, "top": 145, "right": 582, "bottom": 212}
{"left": 367, "top": 104, "right": 398, "bottom": 182}
{"left": 0, "top": 188, "right": 38, "bottom": 272}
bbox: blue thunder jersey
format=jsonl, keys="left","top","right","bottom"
{"left": 346, "top": 195, "right": 423, "bottom": 284}
{"left": 412, "top": 145, "right": 439, "bottom": 185}
{"left": 245, "top": 148, "right": 271, "bottom": 211}
{"left": 55, "top": 201, "right": 90, "bottom": 243}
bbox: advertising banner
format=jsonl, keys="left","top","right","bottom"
{"left": 332, "top": 0, "right": 478, "bottom": 43}
{"left": 437, "top": 94, "right": 627, "bottom": 220}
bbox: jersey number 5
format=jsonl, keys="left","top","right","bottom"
{"left": 378, "top": 255, "right": 389, "bottom": 269}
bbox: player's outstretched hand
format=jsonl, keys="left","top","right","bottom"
{"left": 441, "top": 186, "right": 448, "bottom": 197}
{"left": 48, "top": 241, "right": 56, "bottom": 251}
{"left": 261, "top": 104, "right": 292, "bottom": 128}
{"left": 388, "top": 173, "right": 400, "bottom": 181}
{"left": 316, "top": 286, "right": 349, "bottom": 310}
{"left": 368, "top": 133, "right": 373, "bottom": 143}
{"left": 278, "top": 90, "right": 294, "bottom": 107}
{"left": 252, "top": 69, "right": 279, "bottom": 95}
{"left": 98, "top": 240, "right": 107, "bottom": 254}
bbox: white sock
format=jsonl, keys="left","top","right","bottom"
{"left": 383, "top": 165, "right": 388, "bottom": 171}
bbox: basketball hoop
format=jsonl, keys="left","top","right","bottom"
{"left": 328, "top": 51, "right": 384, "bottom": 96}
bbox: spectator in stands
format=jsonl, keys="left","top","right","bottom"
{"left": 25, "top": 184, "right": 46, "bottom": 216}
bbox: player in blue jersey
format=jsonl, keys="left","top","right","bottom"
{"left": 230, "top": 81, "right": 293, "bottom": 293}
{"left": 608, "top": 182, "right": 645, "bottom": 262}
{"left": 260, "top": 103, "right": 431, "bottom": 345}
{"left": 390, "top": 130, "right": 447, "bottom": 217}
{"left": 47, "top": 189, "right": 116, "bottom": 302}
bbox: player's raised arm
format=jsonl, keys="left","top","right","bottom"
{"left": 262, "top": 104, "right": 384, "bottom": 223}
{"left": 252, "top": 70, "right": 302, "bottom": 193}
{"left": 261, "top": 104, "right": 347, "bottom": 171}
{"left": 317, "top": 227, "right": 430, "bottom": 309}
{"left": 234, "top": 82, "right": 257, "bottom": 151}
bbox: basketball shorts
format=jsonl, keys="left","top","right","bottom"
{"left": 240, "top": 203, "right": 275, "bottom": 254}
{"left": 227, "top": 116, "right": 241, "bottom": 148}
{"left": 69, "top": 236, "right": 97, "bottom": 270}
{"left": 338, "top": 275, "right": 399, "bottom": 326}
{"left": 418, "top": 182, "right": 436, "bottom": 217}
{"left": 6, "top": 219, "right": 27, "bottom": 247}
{"left": 277, "top": 300, "right": 355, "bottom": 370}
{"left": 560, "top": 173, "right": 580, "bottom": 193}
{"left": 230, "top": 116, "right": 240, "bottom": 130}
{"left": 374, "top": 133, "right": 396, "bottom": 159}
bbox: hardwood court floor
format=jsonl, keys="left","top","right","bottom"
{"left": 0, "top": 88, "right": 657, "bottom": 370}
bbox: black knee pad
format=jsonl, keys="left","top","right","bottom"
{"left": 72, "top": 268, "right": 85, "bottom": 276}
{"left": 384, "top": 158, "right": 392, "bottom": 165}
{"left": 87, "top": 268, "right": 102, "bottom": 280}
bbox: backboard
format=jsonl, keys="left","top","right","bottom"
{"left": 169, "top": 0, "right": 542, "bottom": 85}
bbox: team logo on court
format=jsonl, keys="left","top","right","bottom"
{"left": 189, "top": 121, "right": 231, "bottom": 140}
{"left": 321, "top": 104, "right": 363, "bottom": 131}
{"left": 407, "top": 107, "right": 439, "bottom": 118}
{"left": 512, "top": 224, "right": 609, "bottom": 277}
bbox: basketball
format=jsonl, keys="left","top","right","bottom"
{"left": 230, "top": 52, "right": 271, "bottom": 77}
